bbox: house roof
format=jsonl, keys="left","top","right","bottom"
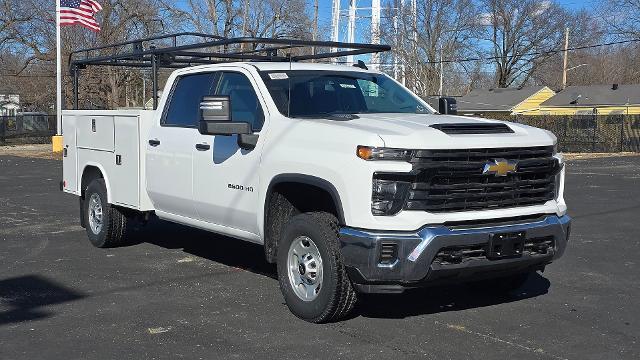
{"left": 457, "top": 86, "right": 549, "bottom": 112}
{"left": 541, "top": 84, "right": 640, "bottom": 107}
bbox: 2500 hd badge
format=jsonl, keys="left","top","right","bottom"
{"left": 228, "top": 183, "right": 254, "bottom": 192}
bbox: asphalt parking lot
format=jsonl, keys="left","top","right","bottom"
{"left": 1, "top": 155, "right": 638, "bottom": 360}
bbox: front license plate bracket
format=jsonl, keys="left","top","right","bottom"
{"left": 487, "top": 231, "right": 526, "bottom": 259}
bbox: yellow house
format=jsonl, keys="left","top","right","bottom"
{"left": 537, "top": 84, "right": 640, "bottom": 115}
{"left": 456, "top": 86, "right": 556, "bottom": 116}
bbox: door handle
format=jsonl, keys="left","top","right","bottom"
{"left": 148, "top": 139, "right": 160, "bottom": 147}
{"left": 195, "top": 143, "right": 211, "bottom": 151}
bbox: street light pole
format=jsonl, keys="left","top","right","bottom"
{"left": 562, "top": 27, "right": 570, "bottom": 90}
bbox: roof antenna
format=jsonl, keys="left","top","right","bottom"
{"left": 353, "top": 60, "right": 368, "bottom": 70}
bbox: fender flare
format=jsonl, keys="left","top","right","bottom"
{"left": 265, "top": 174, "right": 346, "bottom": 225}
{"left": 80, "top": 162, "right": 112, "bottom": 204}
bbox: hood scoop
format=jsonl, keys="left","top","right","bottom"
{"left": 430, "top": 123, "right": 514, "bottom": 134}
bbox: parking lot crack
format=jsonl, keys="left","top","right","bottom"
{"left": 435, "top": 321, "right": 568, "bottom": 360}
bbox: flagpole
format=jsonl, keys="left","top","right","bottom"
{"left": 53, "top": 0, "right": 63, "bottom": 152}
{"left": 56, "top": 0, "right": 62, "bottom": 135}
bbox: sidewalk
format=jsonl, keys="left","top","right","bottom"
{"left": 0, "top": 144, "right": 62, "bottom": 160}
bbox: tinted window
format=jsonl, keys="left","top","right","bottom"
{"left": 260, "top": 71, "right": 431, "bottom": 118}
{"left": 164, "top": 73, "right": 217, "bottom": 127}
{"left": 217, "top": 72, "right": 264, "bottom": 131}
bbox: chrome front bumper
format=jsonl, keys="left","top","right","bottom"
{"left": 339, "top": 215, "right": 571, "bottom": 293}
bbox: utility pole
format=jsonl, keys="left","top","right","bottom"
{"left": 439, "top": 42, "right": 444, "bottom": 97}
{"left": 313, "top": 0, "right": 319, "bottom": 56}
{"left": 313, "top": 0, "right": 319, "bottom": 41}
{"left": 370, "top": 0, "right": 381, "bottom": 70}
{"left": 412, "top": 0, "right": 417, "bottom": 92}
{"left": 330, "top": 0, "right": 340, "bottom": 62}
{"left": 393, "top": 1, "right": 400, "bottom": 79}
{"left": 347, "top": 0, "right": 357, "bottom": 64}
{"left": 562, "top": 27, "right": 570, "bottom": 90}
{"left": 241, "top": 0, "right": 249, "bottom": 51}
{"left": 241, "top": 0, "right": 249, "bottom": 36}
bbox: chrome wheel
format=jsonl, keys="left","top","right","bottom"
{"left": 88, "top": 193, "right": 104, "bottom": 235}
{"left": 287, "top": 236, "right": 323, "bottom": 301}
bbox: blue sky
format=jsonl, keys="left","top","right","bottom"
{"left": 317, "top": 0, "right": 598, "bottom": 43}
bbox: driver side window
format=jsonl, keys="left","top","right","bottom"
{"left": 163, "top": 72, "right": 217, "bottom": 127}
{"left": 216, "top": 72, "right": 264, "bottom": 131}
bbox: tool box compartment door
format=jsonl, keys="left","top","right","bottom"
{"left": 76, "top": 115, "right": 115, "bottom": 152}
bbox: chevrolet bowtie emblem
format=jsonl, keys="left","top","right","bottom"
{"left": 483, "top": 159, "right": 518, "bottom": 176}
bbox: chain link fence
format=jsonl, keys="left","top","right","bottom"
{"left": 2, "top": 113, "right": 639, "bottom": 152}
{"left": 0, "top": 114, "right": 56, "bottom": 144}
{"left": 470, "top": 114, "right": 640, "bottom": 153}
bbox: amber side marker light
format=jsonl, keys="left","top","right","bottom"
{"left": 357, "top": 146, "right": 373, "bottom": 160}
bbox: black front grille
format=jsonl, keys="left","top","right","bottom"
{"left": 405, "top": 146, "right": 559, "bottom": 213}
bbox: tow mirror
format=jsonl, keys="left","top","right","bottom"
{"left": 199, "top": 96, "right": 251, "bottom": 136}
{"left": 200, "top": 95, "right": 230, "bottom": 122}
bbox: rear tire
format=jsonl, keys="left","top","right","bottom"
{"left": 83, "top": 179, "right": 130, "bottom": 248}
{"left": 277, "top": 212, "right": 357, "bottom": 323}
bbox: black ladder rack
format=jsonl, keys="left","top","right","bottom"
{"left": 68, "top": 32, "right": 391, "bottom": 110}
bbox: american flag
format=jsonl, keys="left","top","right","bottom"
{"left": 59, "top": 0, "right": 103, "bottom": 32}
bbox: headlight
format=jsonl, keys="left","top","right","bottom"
{"left": 357, "top": 146, "right": 413, "bottom": 161}
{"left": 371, "top": 177, "right": 411, "bottom": 216}
{"left": 554, "top": 153, "right": 565, "bottom": 199}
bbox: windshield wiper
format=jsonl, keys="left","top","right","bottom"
{"left": 289, "top": 112, "right": 360, "bottom": 120}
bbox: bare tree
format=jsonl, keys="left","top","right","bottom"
{"left": 0, "top": 0, "right": 168, "bottom": 110}
{"left": 529, "top": 9, "right": 606, "bottom": 89}
{"left": 159, "top": 0, "right": 239, "bottom": 37}
{"left": 482, "top": 0, "right": 570, "bottom": 88}
{"left": 602, "top": 0, "right": 640, "bottom": 38}
{"left": 381, "top": 0, "right": 482, "bottom": 96}
{"left": 161, "top": 0, "right": 311, "bottom": 40}
{"left": 244, "top": 0, "right": 311, "bottom": 40}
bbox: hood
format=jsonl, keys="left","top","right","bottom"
{"left": 312, "top": 113, "right": 556, "bottom": 149}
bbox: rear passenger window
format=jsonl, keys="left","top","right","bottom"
{"left": 163, "top": 73, "right": 217, "bottom": 127}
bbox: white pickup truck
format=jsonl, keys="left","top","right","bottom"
{"left": 62, "top": 53, "right": 570, "bottom": 323}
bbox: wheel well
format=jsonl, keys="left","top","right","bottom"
{"left": 263, "top": 181, "right": 343, "bottom": 263}
{"left": 80, "top": 166, "right": 104, "bottom": 199}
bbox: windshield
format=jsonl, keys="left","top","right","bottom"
{"left": 259, "top": 70, "right": 432, "bottom": 118}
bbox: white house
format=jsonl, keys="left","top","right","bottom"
{"left": 0, "top": 94, "right": 20, "bottom": 116}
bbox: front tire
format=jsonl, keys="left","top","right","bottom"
{"left": 277, "top": 212, "right": 357, "bottom": 323}
{"left": 83, "top": 179, "right": 130, "bottom": 248}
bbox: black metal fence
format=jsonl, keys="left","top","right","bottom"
{"left": 1, "top": 113, "right": 639, "bottom": 152}
{"left": 476, "top": 115, "right": 640, "bottom": 153}
{"left": 0, "top": 115, "right": 56, "bottom": 144}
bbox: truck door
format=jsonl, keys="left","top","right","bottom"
{"left": 192, "top": 71, "right": 265, "bottom": 235}
{"left": 146, "top": 72, "right": 218, "bottom": 219}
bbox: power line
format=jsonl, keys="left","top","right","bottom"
{"left": 2, "top": 37, "right": 638, "bottom": 78}
{"left": 420, "top": 38, "right": 640, "bottom": 65}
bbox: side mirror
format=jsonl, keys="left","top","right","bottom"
{"left": 439, "top": 97, "right": 458, "bottom": 115}
{"left": 201, "top": 95, "right": 230, "bottom": 121}
{"left": 198, "top": 95, "right": 252, "bottom": 136}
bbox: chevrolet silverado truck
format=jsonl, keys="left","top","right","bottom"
{"left": 62, "top": 36, "right": 570, "bottom": 323}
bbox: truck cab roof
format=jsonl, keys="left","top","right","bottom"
{"left": 249, "top": 62, "right": 378, "bottom": 73}
{"left": 178, "top": 61, "right": 380, "bottom": 75}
